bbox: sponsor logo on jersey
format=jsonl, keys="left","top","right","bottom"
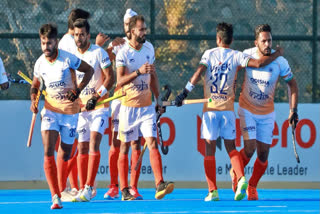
{"left": 102, "top": 57, "right": 110, "bottom": 64}
{"left": 48, "top": 81, "right": 66, "bottom": 89}
{"left": 133, "top": 80, "right": 148, "bottom": 91}
{"left": 249, "top": 89, "right": 269, "bottom": 100}
{"left": 249, "top": 78, "right": 270, "bottom": 87}
{"left": 211, "top": 94, "right": 228, "bottom": 101}
{"left": 52, "top": 92, "right": 68, "bottom": 100}
{"left": 129, "top": 58, "right": 135, "bottom": 63}
{"left": 81, "top": 87, "right": 96, "bottom": 95}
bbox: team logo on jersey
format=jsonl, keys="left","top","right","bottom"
{"left": 52, "top": 92, "right": 68, "bottom": 100}
{"left": 146, "top": 55, "right": 150, "bottom": 61}
{"left": 129, "top": 58, "right": 135, "bottom": 63}
{"left": 269, "top": 68, "right": 273, "bottom": 72}
{"left": 48, "top": 81, "right": 66, "bottom": 89}
{"left": 102, "top": 57, "right": 110, "bottom": 64}
{"left": 133, "top": 80, "right": 148, "bottom": 91}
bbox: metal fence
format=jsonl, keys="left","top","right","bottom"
{"left": 0, "top": 0, "right": 319, "bottom": 103}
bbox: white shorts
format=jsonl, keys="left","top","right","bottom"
{"left": 238, "top": 107, "right": 275, "bottom": 145}
{"left": 111, "top": 99, "right": 121, "bottom": 132}
{"left": 41, "top": 108, "right": 79, "bottom": 144}
{"left": 118, "top": 105, "right": 157, "bottom": 143}
{"left": 201, "top": 111, "right": 236, "bottom": 141}
{"left": 77, "top": 108, "right": 109, "bottom": 142}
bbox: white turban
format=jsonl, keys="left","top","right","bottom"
{"left": 123, "top": 8, "right": 137, "bottom": 22}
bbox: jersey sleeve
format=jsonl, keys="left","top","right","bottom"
{"left": 237, "top": 51, "right": 250, "bottom": 67}
{"left": 199, "top": 50, "right": 210, "bottom": 68}
{"left": 33, "top": 59, "right": 41, "bottom": 79}
{"left": 68, "top": 53, "right": 82, "bottom": 70}
{"left": 279, "top": 57, "right": 293, "bottom": 82}
{"left": 0, "top": 57, "right": 8, "bottom": 84}
{"left": 116, "top": 49, "right": 127, "bottom": 68}
{"left": 149, "top": 44, "right": 155, "bottom": 64}
{"left": 99, "top": 48, "right": 112, "bottom": 69}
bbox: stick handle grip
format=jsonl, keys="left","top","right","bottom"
{"left": 27, "top": 90, "right": 41, "bottom": 147}
{"left": 134, "top": 143, "right": 148, "bottom": 171}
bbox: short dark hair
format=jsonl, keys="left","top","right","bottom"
{"left": 255, "top": 24, "right": 272, "bottom": 39}
{"left": 68, "top": 8, "right": 90, "bottom": 30}
{"left": 216, "top": 22, "right": 233, "bottom": 45}
{"left": 128, "top": 15, "right": 145, "bottom": 33}
{"left": 39, "top": 23, "right": 58, "bottom": 39}
{"left": 73, "top": 18, "right": 90, "bottom": 33}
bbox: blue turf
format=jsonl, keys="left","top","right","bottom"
{"left": 0, "top": 188, "right": 319, "bottom": 213}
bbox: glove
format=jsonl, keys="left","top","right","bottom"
{"left": 86, "top": 96, "right": 98, "bottom": 111}
{"left": 155, "top": 104, "right": 166, "bottom": 114}
{"left": 175, "top": 88, "right": 189, "bottom": 107}
{"left": 289, "top": 112, "right": 299, "bottom": 129}
{"left": 67, "top": 88, "right": 81, "bottom": 102}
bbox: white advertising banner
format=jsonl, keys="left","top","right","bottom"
{"left": 0, "top": 101, "right": 319, "bottom": 182}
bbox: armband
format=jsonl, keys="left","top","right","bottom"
{"left": 185, "top": 81, "right": 195, "bottom": 92}
{"left": 135, "top": 69, "right": 141, "bottom": 76}
{"left": 97, "top": 85, "right": 108, "bottom": 97}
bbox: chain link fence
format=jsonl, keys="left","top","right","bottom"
{"left": 0, "top": 0, "right": 319, "bottom": 103}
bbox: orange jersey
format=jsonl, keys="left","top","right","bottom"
{"left": 34, "top": 49, "right": 81, "bottom": 114}
{"left": 199, "top": 47, "right": 250, "bottom": 112}
{"left": 239, "top": 47, "right": 294, "bottom": 115}
{"left": 116, "top": 42, "right": 155, "bottom": 108}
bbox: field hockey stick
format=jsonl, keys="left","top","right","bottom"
{"left": 17, "top": 71, "right": 47, "bottom": 96}
{"left": 157, "top": 85, "right": 171, "bottom": 155}
{"left": 162, "top": 98, "right": 212, "bottom": 106}
{"left": 27, "top": 89, "right": 41, "bottom": 147}
{"left": 291, "top": 125, "right": 300, "bottom": 163}
{"left": 96, "top": 92, "right": 126, "bottom": 106}
{"left": 7, "top": 73, "right": 28, "bottom": 84}
{"left": 134, "top": 142, "right": 148, "bottom": 171}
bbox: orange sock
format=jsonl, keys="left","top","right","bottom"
{"left": 87, "top": 151, "right": 101, "bottom": 187}
{"left": 249, "top": 158, "right": 268, "bottom": 187}
{"left": 228, "top": 150, "right": 244, "bottom": 179}
{"left": 57, "top": 155, "right": 69, "bottom": 192}
{"left": 118, "top": 153, "right": 129, "bottom": 190}
{"left": 204, "top": 156, "right": 217, "bottom": 191}
{"left": 130, "top": 149, "right": 141, "bottom": 188}
{"left": 77, "top": 153, "right": 88, "bottom": 189}
{"left": 109, "top": 147, "right": 120, "bottom": 186}
{"left": 149, "top": 148, "right": 163, "bottom": 187}
{"left": 67, "top": 151, "right": 79, "bottom": 190}
{"left": 44, "top": 156, "right": 61, "bottom": 198}
{"left": 240, "top": 149, "right": 251, "bottom": 167}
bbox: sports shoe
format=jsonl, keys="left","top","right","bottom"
{"left": 61, "top": 188, "right": 74, "bottom": 202}
{"left": 204, "top": 190, "right": 219, "bottom": 201}
{"left": 229, "top": 168, "right": 237, "bottom": 193}
{"left": 69, "top": 188, "right": 78, "bottom": 196}
{"left": 155, "top": 181, "right": 174, "bottom": 200}
{"left": 51, "top": 194, "right": 63, "bottom": 209}
{"left": 247, "top": 184, "right": 258, "bottom": 200}
{"left": 104, "top": 184, "right": 120, "bottom": 200}
{"left": 234, "top": 176, "right": 248, "bottom": 201}
{"left": 91, "top": 181, "right": 98, "bottom": 199}
{"left": 129, "top": 186, "right": 143, "bottom": 200}
{"left": 121, "top": 187, "right": 135, "bottom": 201}
{"left": 80, "top": 185, "right": 93, "bottom": 202}
{"left": 71, "top": 189, "right": 84, "bottom": 202}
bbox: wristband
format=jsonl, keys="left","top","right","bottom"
{"left": 97, "top": 85, "right": 108, "bottom": 97}
{"left": 30, "top": 87, "right": 38, "bottom": 95}
{"left": 185, "top": 81, "right": 195, "bottom": 92}
{"left": 135, "top": 69, "right": 141, "bottom": 76}
{"left": 290, "top": 108, "right": 297, "bottom": 113}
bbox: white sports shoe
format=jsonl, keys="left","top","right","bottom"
{"left": 80, "top": 185, "right": 93, "bottom": 202}
{"left": 69, "top": 188, "right": 78, "bottom": 196}
{"left": 51, "top": 194, "right": 63, "bottom": 209}
{"left": 91, "top": 181, "right": 98, "bottom": 199}
{"left": 71, "top": 189, "right": 84, "bottom": 202}
{"left": 61, "top": 188, "right": 74, "bottom": 202}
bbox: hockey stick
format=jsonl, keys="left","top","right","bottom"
{"left": 291, "top": 126, "right": 300, "bottom": 163}
{"left": 162, "top": 98, "right": 212, "bottom": 106}
{"left": 27, "top": 89, "right": 41, "bottom": 147}
{"left": 96, "top": 92, "right": 126, "bottom": 106}
{"left": 134, "top": 142, "right": 148, "bottom": 171}
{"left": 17, "top": 71, "right": 47, "bottom": 96}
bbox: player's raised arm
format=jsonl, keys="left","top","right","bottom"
{"left": 247, "top": 46, "right": 283, "bottom": 68}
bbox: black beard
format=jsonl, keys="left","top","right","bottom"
{"left": 136, "top": 37, "right": 145, "bottom": 44}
